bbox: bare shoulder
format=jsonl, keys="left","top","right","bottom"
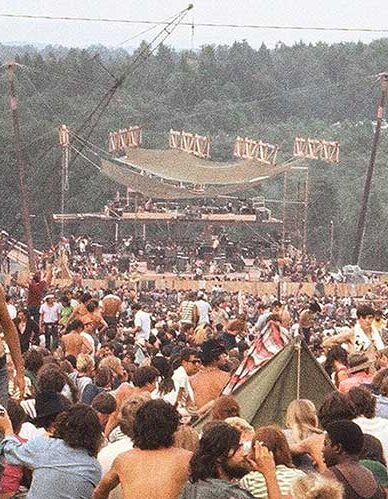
{"left": 114, "top": 448, "right": 138, "bottom": 467}
{"left": 172, "top": 447, "right": 193, "bottom": 460}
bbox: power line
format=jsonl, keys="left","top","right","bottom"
{"left": 1, "top": 13, "right": 388, "bottom": 34}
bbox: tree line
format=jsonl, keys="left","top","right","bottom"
{"left": 0, "top": 38, "right": 388, "bottom": 269}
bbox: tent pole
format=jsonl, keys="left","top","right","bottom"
{"left": 295, "top": 337, "right": 302, "bottom": 400}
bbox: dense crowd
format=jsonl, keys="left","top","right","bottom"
{"left": 37, "top": 234, "right": 343, "bottom": 283}
{"left": 0, "top": 265, "right": 388, "bottom": 497}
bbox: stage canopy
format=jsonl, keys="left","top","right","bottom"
{"left": 100, "top": 149, "right": 291, "bottom": 200}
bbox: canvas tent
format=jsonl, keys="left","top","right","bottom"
{"left": 194, "top": 338, "right": 334, "bottom": 431}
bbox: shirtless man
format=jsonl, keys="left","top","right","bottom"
{"left": 101, "top": 290, "right": 122, "bottom": 328}
{"left": 299, "top": 301, "right": 321, "bottom": 344}
{"left": 190, "top": 338, "right": 230, "bottom": 409}
{"left": 323, "top": 304, "right": 384, "bottom": 360}
{"left": 61, "top": 319, "right": 92, "bottom": 357}
{"left": 93, "top": 400, "right": 191, "bottom": 499}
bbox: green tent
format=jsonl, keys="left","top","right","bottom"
{"left": 194, "top": 339, "right": 334, "bottom": 430}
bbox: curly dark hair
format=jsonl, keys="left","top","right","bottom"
{"left": 24, "top": 349, "right": 44, "bottom": 374}
{"left": 189, "top": 421, "right": 241, "bottom": 482}
{"left": 133, "top": 400, "right": 180, "bottom": 450}
{"left": 324, "top": 346, "right": 348, "bottom": 377}
{"left": 132, "top": 366, "right": 159, "bottom": 388}
{"left": 37, "top": 365, "right": 79, "bottom": 403}
{"left": 54, "top": 404, "right": 103, "bottom": 457}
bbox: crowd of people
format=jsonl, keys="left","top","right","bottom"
{"left": 0, "top": 263, "right": 388, "bottom": 497}
{"left": 35, "top": 233, "right": 344, "bottom": 284}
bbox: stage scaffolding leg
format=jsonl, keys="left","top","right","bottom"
{"left": 281, "top": 171, "right": 288, "bottom": 255}
{"left": 302, "top": 169, "right": 309, "bottom": 255}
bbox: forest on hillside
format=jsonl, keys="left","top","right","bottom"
{"left": 0, "top": 39, "right": 388, "bottom": 269}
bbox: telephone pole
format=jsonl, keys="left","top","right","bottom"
{"left": 352, "top": 73, "right": 388, "bottom": 266}
{"left": 6, "top": 62, "right": 36, "bottom": 272}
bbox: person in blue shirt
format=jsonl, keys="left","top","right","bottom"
{"left": 0, "top": 403, "right": 103, "bottom": 499}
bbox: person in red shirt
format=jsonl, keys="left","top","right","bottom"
{"left": 27, "top": 266, "right": 52, "bottom": 323}
{"left": 338, "top": 353, "right": 373, "bottom": 394}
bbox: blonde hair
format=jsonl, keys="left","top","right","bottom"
{"left": 286, "top": 399, "right": 322, "bottom": 442}
{"left": 224, "top": 417, "right": 254, "bottom": 434}
{"left": 290, "top": 473, "right": 343, "bottom": 499}
{"left": 76, "top": 354, "right": 94, "bottom": 374}
{"left": 99, "top": 355, "right": 121, "bottom": 374}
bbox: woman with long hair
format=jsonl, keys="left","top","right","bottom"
{"left": 285, "top": 399, "right": 323, "bottom": 443}
{"left": 240, "top": 425, "right": 305, "bottom": 498}
{"left": 284, "top": 399, "right": 324, "bottom": 472}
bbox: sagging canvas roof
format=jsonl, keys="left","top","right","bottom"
{"left": 194, "top": 339, "right": 334, "bottom": 431}
{"left": 100, "top": 149, "right": 291, "bottom": 199}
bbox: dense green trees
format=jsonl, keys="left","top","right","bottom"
{"left": 0, "top": 38, "right": 388, "bottom": 269}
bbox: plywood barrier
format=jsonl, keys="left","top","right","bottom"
{"left": 3, "top": 276, "right": 377, "bottom": 299}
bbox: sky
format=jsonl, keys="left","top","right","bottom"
{"left": 1, "top": 0, "right": 388, "bottom": 50}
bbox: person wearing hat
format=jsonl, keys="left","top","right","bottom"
{"left": 190, "top": 338, "right": 230, "bottom": 409}
{"left": 39, "top": 294, "right": 61, "bottom": 351}
{"left": 34, "top": 390, "right": 71, "bottom": 435}
{"left": 338, "top": 353, "right": 374, "bottom": 393}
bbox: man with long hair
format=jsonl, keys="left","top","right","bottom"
{"left": 181, "top": 421, "right": 281, "bottom": 499}
{"left": 93, "top": 400, "right": 192, "bottom": 499}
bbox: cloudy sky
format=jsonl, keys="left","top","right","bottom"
{"left": 1, "top": 0, "right": 388, "bottom": 49}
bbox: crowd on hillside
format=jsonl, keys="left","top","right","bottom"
{"left": 1, "top": 265, "right": 388, "bottom": 497}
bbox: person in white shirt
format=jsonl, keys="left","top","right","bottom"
{"left": 6, "top": 295, "right": 17, "bottom": 320}
{"left": 39, "top": 295, "right": 61, "bottom": 351}
{"left": 133, "top": 303, "right": 151, "bottom": 342}
{"left": 170, "top": 348, "right": 201, "bottom": 408}
{"left": 195, "top": 292, "right": 212, "bottom": 326}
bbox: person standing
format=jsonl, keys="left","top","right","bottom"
{"left": 101, "top": 290, "right": 122, "bottom": 328}
{"left": 179, "top": 292, "right": 198, "bottom": 328}
{"left": 27, "top": 266, "right": 52, "bottom": 323}
{"left": 0, "top": 284, "right": 24, "bottom": 405}
{"left": 5, "top": 295, "right": 17, "bottom": 321}
{"left": 299, "top": 301, "right": 321, "bottom": 344}
{"left": 195, "top": 292, "right": 211, "bottom": 326}
{"left": 61, "top": 319, "right": 92, "bottom": 357}
{"left": 133, "top": 303, "right": 151, "bottom": 343}
{"left": 39, "top": 295, "right": 61, "bottom": 351}
{"left": 14, "top": 309, "right": 40, "bottom": 354}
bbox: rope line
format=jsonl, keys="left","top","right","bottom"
{"left": 2, "top": 13, "right": 388, "bottom": 34}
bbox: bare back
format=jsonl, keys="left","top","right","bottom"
{"left": 114, "top": 447, "right": 191, "bottom": 499}
{"left": 62, "top": 332, "right": 85, "bottom": 356}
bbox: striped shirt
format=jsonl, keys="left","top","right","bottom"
{"left": 180, "top": 301, "right": 196, "bottom": 324}
{"left": 240, "top": 465, "right": 305, "bottom": 498}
